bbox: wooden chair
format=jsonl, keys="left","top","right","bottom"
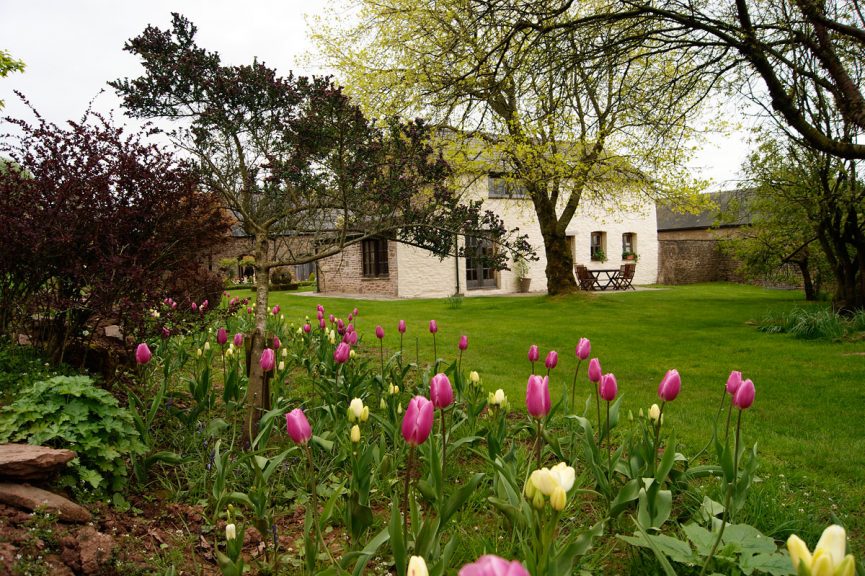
{"left": 574, "top": 265, "right": 600, "bottom": 291}
{"left": 614, "top": 263, "right": 636, "bottom": 290}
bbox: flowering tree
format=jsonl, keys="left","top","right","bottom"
{"left": 111, "top": 14, "right": 532, "bottom": 440}
{"left": 0, "top": 102, "right": 227, "bottom": 365}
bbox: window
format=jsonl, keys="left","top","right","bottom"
{"left": 362, "top": 238, "right": 389, "bottom": 277}
{"left": 488, "top": 172, "right": 529, "bottom": 199}
{"left": 622, "top": 233, "right": 637, "bottom": 258}
{"left": 590, "top": 231, "right": 607, "bottom": 261}
{"left": 465, "top": 236, "right": 497, "bottom": 289}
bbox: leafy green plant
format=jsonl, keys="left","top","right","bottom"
{"left": 757, "top": 307, "right": 846, "bottom": 340}
{"left": 0, "top": 375, "right": 146, "bottom": 495}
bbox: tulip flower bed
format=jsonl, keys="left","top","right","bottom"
{"left": 1, "top": 284, "right": 862, "bottom": 575}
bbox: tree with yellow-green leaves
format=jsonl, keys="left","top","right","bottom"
{"left": 0, "top": 50, "right": 25, "bottom": 109}
{"left": 312, "top": 0, "right": 711, "bottom": 294}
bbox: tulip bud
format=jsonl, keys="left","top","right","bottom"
{"left": 648, "top": 403, "right": 661, "bottom": 423}
{"left": 217, "top": 328, "right": 228, "bottom": 346}
{"left": 658, "top": 369, "right": 681, "bottom": 402}
{"left": 281, "top": 347, "right": 287, "bottom": 357}
{"left": 408, "top": 556, "right": 429, "bottom": 576}
{"left": 233, "top": 333, "right": 243, "bottom": 347}
{"left": 135, "top": 343, "right": 152, "bottom": 365}
{"left": 430, "top": 373, "right": 454, "bottom": 409}
{"left": 397, "top": 403, "right": 403, "bottom": 414}
{"left": 334, "top": 342, "right": 351, "bottom": 364}
{"left": 303, "top": 323, "right": 311, "bottom": 334}
{"left": 380, "top": 398, "right": 387, "bottom": 410}
{"left": 226, "top": 348, "right": 234, "bottom": 357}
{"left": 545, "top": 350, "right": 558, "bottom": 370}
{"left": 361, "top": 406, "right": 369, "bottom": 422}
{"left": 204, "top": 341, "right": 211, "bottom": 351}
{"left": 458, "top": 335, "right": 468, "bottom": 351}
{"left": 278, "top": 360, "right": 285, "bottom": 371}
{"left": 196, "top": 348, "right": 202, "bottom": 357}
{"left": 528, "top": 344, "right": 539, "bottom": 362}
{"left": 524, "top": 477, "right": 536, "bottom": 499}
{"left": 628, "top": 409, "right": 634, "bottom": 422}
{"left": 272, "top": 305, "right": 280, "bottom": 316}
{"left": 226, "top": 523, "right": 236, "bottom": 541}
{"left": 353, "top": 307, "right": 359, "bottom": 317}
{"left": 726, "top": 370, "right": 743, "bottom": 396}
{"left": 398, "top": 319, "right": 406, "bottom": 333}
{"left": 493, "top": 389, "right": 505, "bottom": 406}
{"left": 273, "top": 337, "right": 281, "bottom": 350}
{"left": 260, "top": 349, "right": 275, "bottom": 372}
{"left": 576, "top": 337, "right": 591, "bottom": 360}
{"left": 285, "top": 408, "right": 312, "bottom": 444}
{"left": 469, "top": 371, "right": 480, "bottom": 384}
{"left": 526, "top": 375, "right": 551, "bottom": 418}
{"left": 733, "top": 379, "right": 755, "bottom": 410}
{"left": 599, "top": 373, "right": 618, "bottom": 401}
{"left": 588, "top": 358, "right": 602, "bottom": 382}
{"left": 350, "top": 424, "right": 361, "bottom": 443}
{"left": 348, "top": 398, "right": 364, "bottom": 422}
{"left": 401, "top": 396, "right": 433, "bottom": 446}
{"left": 376, "top": 325, "right": 385, "bottom": 339}
{"left": 429, "top": 319, "right": 438, "bottom": 334}
{"left": 550, "top": 485, "right": 567, "bottom": 511}
{"left": 350, "top": 349, "right": 356, "bottom": 359}
{"left": 532, "top": 490, "right": 545, "bottom": 510}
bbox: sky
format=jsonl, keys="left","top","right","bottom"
{"left": 1, "top": 0, "right": 751, "bottom": 188}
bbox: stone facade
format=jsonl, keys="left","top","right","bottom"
{"left": 317, "top": 241, "right": 399, "bottom": 297}
{"left": 657, "top": 229, "right": 743, "bottom": 285}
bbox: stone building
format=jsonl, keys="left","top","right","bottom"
{"left": 317, "top": 175, "right": 660, "bottom": 297}
{"left": 656, "top": 190, "right": 751, "bottom": 284}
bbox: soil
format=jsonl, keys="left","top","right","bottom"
{"left": 0, "top": 493, "right": 322, "bottom": 575}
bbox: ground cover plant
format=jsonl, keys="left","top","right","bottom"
{"left": 0, "top": 284, "right": 862, "bottom": 575}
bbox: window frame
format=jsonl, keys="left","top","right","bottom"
{"left": 361, "top": 237, "right": 389, "bottom": 278}
{"left": 487, "top": 172, "right": 529, "bottom": 199}
{"left": 590, "top": 231, "right": 607, "bottom": 262}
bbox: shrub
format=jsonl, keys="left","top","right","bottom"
{"left": 0, "top": 375, "right": 146, "bottom": 495}
{"left": 758, "top": 307, "right": 846, "bottom": 340}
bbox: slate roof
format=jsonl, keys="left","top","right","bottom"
{"left": 656, "top": 189, "right": 753, "bottom": 231}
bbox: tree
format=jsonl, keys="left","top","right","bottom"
{"left": 111, "top": 14, "right": 531, "bottom": 440}
{"left": 0, "top": 102, "right": 227, "bottom": 364}
{"left": 731, "top": 131, "right": 864, "bottom": 309}
{"left": 313, "top": 0, "right": 708, "bottom": 294}
{"left": 0, "top": 50, "right": 25, "bottom": 109}
{"left": 468, "top": 0, "right": 865, "bottom": 159}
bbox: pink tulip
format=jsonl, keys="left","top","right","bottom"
{"left": 161, "top": 327, "right": 170, "bottom": 339}
{"left": 346, "top": 331, "right": 358, "bottom": 345}
{"left": 430, "top": 373, "right": 454, "bottom": 409}
{"left": 348, "top": 314, "right": 353, "bottom": 322}
{"left": 316, "top": 304, "right": 324, "bottom": 313}
{"left": 285, "top": 409, "right": 312, "bottom": 444}
{"left": 303, "top": 323, "right": 311, "bottom": 333}
{"left": 726, "top": 370, "right": 742, "bottom": 396}
{"left": 588, "top": 358, "right": 602, "bottom": 382}
{"left": 376, "top": 325, "right": 385, "bottom": 339}
{"left": 429, "top": 319, "right": 438, "bottom": 334}
{"left": 233, "top": 333, "right": 243, "bottom": 347}
{"left": 329, "top": 314, "right": 335, "bottom": 323}
{"left": 216, "top": 327, "right": 228, "bottom": 346}
{"left": 458, "top": 335, "right": 468, "bottom": 351}
{"left": 658, "top": 369, "right": 681, "bottom": 402}
{"left": 733, "top": 379, "right": 755, "bottom": 409}
{"left": 317, "top": 310, "right": 324, "bottom": 321}
{"left": 347, "top": 324, "right": 355, "bottom": 333}
{"left": 334, "top": 342, "right": 351, "bottom": 364}
{"left": 459, "top": 555, "right": 529, "bottom": 576}
{"left": 337, "top": 319, "right": 345, "bottom": 333}
{"left": 528, "top": 345, "right": 539, "bottom": 362}
{"left": 272, "top": 336, "right": 281, "bottom": 350}
{"left": 191, "top": 302, "right": 198, "bottom": 311}
{"left": 260, "top": 348, "right": 275, "bottom": 372}
{"left": 576, "top": 338, "right": 591, "bottom": 360}
{"left": 272, "top": 305, "right": 280, "bottom": 316}
{"left": 599, "top": 373, "right": 618, "bottom": 401}
{"left": 545, "top": 350, "right": 558, "bottom": 370}
{"left": 401, "top": 396, "right": 434, "bottom": 446}
{"left": 398, "top": 319, "right": 406, "bottom": 333}
{"left": 319, "top": 318, "right": 326, "bottom": 329}
{"left": 135, "top": 343, "right": 152, "bottom": 365}
{"left": 353, "top": 307, "right": 359, "bottom": 317}
{"left": 200, "top": 299, "right": 209, "bottom": 311}
{"left": 526, "top": 375, "right": 551, "bottom": 418}
{"left": 247, "top": 307, "right": 253, "bottom": 314}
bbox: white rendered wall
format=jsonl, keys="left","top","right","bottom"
{"left": 396, "top": 179, "right": 658, "bottom": 297}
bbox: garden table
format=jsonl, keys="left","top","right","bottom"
{"left": 589, "top": 269, "right": 622, "bottom": 291}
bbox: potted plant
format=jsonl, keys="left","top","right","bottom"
{"left": 591, "top": 248, "right": 607, "bottom": 263}
{"left": 622, "top": 251, "right": 639, "bottom": 262}
{"left": 514, "top": 256, "right": 531, "bottom": 293}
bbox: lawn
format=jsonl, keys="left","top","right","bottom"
{"left": 266, "top": 283, "right": 865, "bottom": 554}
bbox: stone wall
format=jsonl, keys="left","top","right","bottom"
{"left": 657, "top": 228, "right": 743, "bottom": 284}
{"left": 317, "top": 241, "right": 399, "bottom": 297}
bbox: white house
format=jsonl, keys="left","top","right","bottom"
{"left": 317, "top": 173, "right": 658, "bottom": 297}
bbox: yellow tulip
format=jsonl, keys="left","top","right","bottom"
{"left": 408, "top": 556, "right": 428, "bottom": 576}
{"left": 787, "top": 525, "right": 855, "bottom": 576}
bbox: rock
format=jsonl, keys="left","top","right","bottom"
{"left": 0, "top": 483, "right": 91, "bottom": 523}
{"left": 103, "top": 325, "right": 123, "bottom": 340}
{"left": 77, "top": 526, "right": 115, "bottom": 575}
{"left": 0, "top": 444, "right": 76, "bottom": 481}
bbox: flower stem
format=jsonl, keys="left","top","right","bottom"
{"left": 403, "top": 445, "right": 415, "bottom": 542}
{"left": 652, "top": 401, "right": 666, "bottom": 477}
{"left": 570, "top": 359, "right": 582, "bottom": 414}
{"left": 606, "top": 400, "right": 612, "bottom": 485}
{"left": 700, "top": 410, "right": 742, "bottom": 576}
{"left": 535, "top": 418, "right": 543, "bottom": 469}
{"left": 440, "top": 408, "right": 448, "bottom": 500}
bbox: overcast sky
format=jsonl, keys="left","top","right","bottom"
{"left": 1, "top": 0, "right": 750, "bottom": 187}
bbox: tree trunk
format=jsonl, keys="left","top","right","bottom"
{"left": 795, "top": 259, "right": 816, "bottom": 301}
{"left": 243, "top": 233, "right": 272, "bottom": 448}
{"left": 535, "top": 204, "right": 577, "bottom": 295}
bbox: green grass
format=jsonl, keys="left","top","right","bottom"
{"left": 263, "top": 283, "right": 865, "bottom": 554}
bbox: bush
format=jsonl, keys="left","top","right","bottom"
{"left": 0, "top": 375, "right": 146, "bottom": 495}
{"left": 758, "top": 307, "right": 846, "bottom": 340}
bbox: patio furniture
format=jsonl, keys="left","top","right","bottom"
{"left": 589, "top": 268, "right": 622, "bottom": 291}
{"left": 614, "top": 263, "right": 636, "bottom": 290}
{"left": 575, "top": 265, "right": 601, "bottom": 291}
